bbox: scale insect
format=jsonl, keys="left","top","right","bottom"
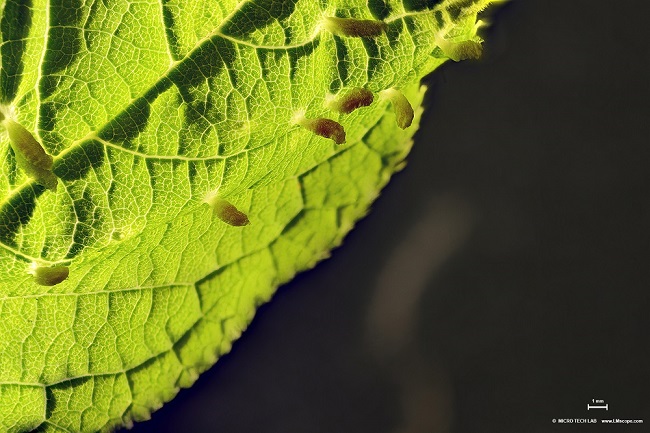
{"left": 324, "top": 88, "right": 374, "bottom": 114}
{"left": 434, "top": 33, "right": 483, "bottom": 62}
{"left": 322, "top": 16, "right": 388, "bottom": 38}
{"left": 29, "top": 264, "right": 69, "bottom": 286}
{"left": 205, "top": 195, "right": 250, "bottom": 227}
{"left": 292, "top": 112, "right": 346, "bottom": 145}
{"left": 2, "top": 115, "right": 58, "bottom": 191}
{"left": 379, "top": 88, "right": 415, "bottom": 129}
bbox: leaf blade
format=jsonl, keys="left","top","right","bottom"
{"left": 0, "top": 1, "right": 498, "bottom": 431}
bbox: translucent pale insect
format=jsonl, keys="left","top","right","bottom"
{"left": 379, "top": 88, "right": 415, "bottom": 129}
{"left": 29, "top": 264, "right": 69, "bottom": 286}
{"left": 434, "top": 33, "right": 483, "bottom": 62}
{"left": 2, "top": 116, "right": 58, "bottom": 191}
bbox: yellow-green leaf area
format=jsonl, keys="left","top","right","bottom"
{"left": 0, "top": 0, "right": 499, "bottom": 431}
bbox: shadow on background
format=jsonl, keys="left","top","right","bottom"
{"left": 129, "top": 1, "right": 650, "bottom": 432}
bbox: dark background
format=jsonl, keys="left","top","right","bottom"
{"left": 130, "top": 1, "right": 650, "bottom": 432}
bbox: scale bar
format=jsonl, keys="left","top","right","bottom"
{"left": 587, "top": 404, "right": 608, "bottom": 410}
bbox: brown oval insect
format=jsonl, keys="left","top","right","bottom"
{"left": 30, "top": 264, "right": 69, "bottom": 286}
{"left": 293, "top": 112, "right": 346, "bottom": 145}
{"left": 325, "top": 88, "right": 374, "bottom": 114}
{"left": 322, "top": 16, "right": 388, "bottom": 38}
{"left": 205, "top": 195, "right": 250, "bottom": 227}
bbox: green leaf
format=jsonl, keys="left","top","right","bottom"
{"left": 0, "top": 1, "right": 497, "bottom": 431}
